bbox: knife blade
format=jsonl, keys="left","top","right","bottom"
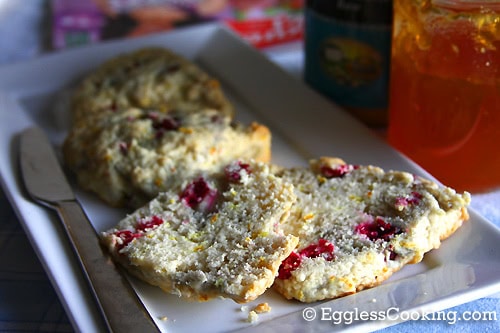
{"left": 19, "top": 127, "right": 160, "bottom": 333}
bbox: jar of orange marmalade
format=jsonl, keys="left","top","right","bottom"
{"left": 387, "top": 0, "right": 500, "bottom": 193}
{"left": 304, "top": 0, "right": 393, "bottom": 127}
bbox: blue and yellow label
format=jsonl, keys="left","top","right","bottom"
{"left": 304, "top": 8, "right": 392, "bottom": 109}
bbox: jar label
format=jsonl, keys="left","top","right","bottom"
{"left": 304, "top": 8, "right": 391, "bottom": 109}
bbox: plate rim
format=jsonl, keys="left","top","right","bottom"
{"left": 1, "top": 23, "right": 500, "bottom": 333}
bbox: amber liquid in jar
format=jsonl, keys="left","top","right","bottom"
{"left": 388, "top": 0, "right": 500, "bottom": 192}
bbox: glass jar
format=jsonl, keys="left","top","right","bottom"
{"left": 387, "top": 0, "right": 500, "bottom": 192}
{"left": 304, "top": 0, "right": 393, "bottom": 127}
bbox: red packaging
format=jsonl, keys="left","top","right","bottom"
{"left": 51, "top": 0, "right": 304, "bottom": 50}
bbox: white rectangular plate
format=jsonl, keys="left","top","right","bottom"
{"left": 1, "top": 24, "right": 500, "bottom": 333}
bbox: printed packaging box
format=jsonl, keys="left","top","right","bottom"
{"left": 51, "top": 0, "right": 304, "bottom": 49}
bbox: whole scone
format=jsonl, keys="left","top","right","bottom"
{"left": 63, "top": 108, "right": 271, "bottom": 207}
{"left": 273, "top": 157, "right": 471, "bottom": 302}
{"left": 71, "top": 47, "right": 233, "bottom": 123}
{"left": 100, "top": 161, "right": 298, "bottom": 303}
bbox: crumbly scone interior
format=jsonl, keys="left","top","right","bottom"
{"left": 71, "top": 47, "right": 234, "bottom": 123}
{"left": 272, "top": 157, "right": 471, "bottom": 302}
{"left": 64, "top": 107, "right": 271, "bottom": 207}
{"left": 64, "top": 48, "right": 271, "bottom": 207}
{"left": 100, "top": 161, "right": 298, "bottom": 303}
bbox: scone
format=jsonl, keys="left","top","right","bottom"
{"left": 63, "top": 108, "right": 271, "bottom": 207}
{"left": 71, "top": 47, "right": 233, "bottom": 123}
{"left": 273, "top": 157, "right": 471, "bottom": 302}
{"left": 100, "top": 161, "right": 298, "bottom": 303}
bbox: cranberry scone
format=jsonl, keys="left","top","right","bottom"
{"left": 100, "top": 161, "right": 298, "bottom": 303}
{"left": 71, "top": 47, "right": 233, "bottom": 123}
{"left": 63, "top": 108, "right": 271, "bottom": 207}
{"left": 273, "top": 157, "right": 471, "bottom": 302}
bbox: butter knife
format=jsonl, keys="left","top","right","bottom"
{"left": 19, "top": 127, "right": 159, "bottom": 333}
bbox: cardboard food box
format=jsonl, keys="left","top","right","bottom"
{"left": 51, "top": 0, "right": 304, "bottom": 49}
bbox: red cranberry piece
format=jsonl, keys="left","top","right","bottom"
{"left": 118, "top": 142, "right": 129, "bottom": 155}
{"left": 114, "top": 230, "right": 142, "bottom": 251}
{"left": 277, "top": 239, "right": 335, "bottom": 280}
{"left": 409, "top": 191, "right": 423, "bottom": 204}
{"left": 388, "top": 250, "right": 398, "bottom": 261}
{"left": 224, "top": 161, "right": 252, "bottom": 182}
{"left": 109, "top": 101, "right": 117, "bottom": 112}
{"left": 154, "top": 117, "right": 179, "bottom": 131}
{"left": 136, "top": 215, "right": 164, "bottom": 232}
{"left": 180, "top": 177, "right": 218, "bottom": 212}
{"left": 386, "top": 245, "right": 398, "bottom": 261}
{"left": 320, "top": 164, "right": 358, "bottom": 178}
{"left": 355, "top": 217, "right": 400, "bottom": 242}
{"left": 210, "top": 114, "right": 223, "bottom": 124}
{"left": 147, "top": 112, "right": 159, "bottom": 120}
{"left": 394, "top": 197, "right": 409, "bottom": 208}
{"left": 277, "top": 252, "right": 302, "bottom": 279}
{"left": 299, "top": 238, "right": 335, "bottom": 261}
{"left": 395, "top": 191, "right": 423, "bottom": 209}
{"left": 148, "top": 112, "right": 180, "bottom": 138}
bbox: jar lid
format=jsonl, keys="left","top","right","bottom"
{"left": 306, "top": 0, "right": 393, "bottom": 25}
{"left": 432, "top": 0, "right": 500, "bottom": 11}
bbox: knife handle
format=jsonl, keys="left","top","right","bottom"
{"left": 55, "top": 200, "right": 159, "bottom": 333}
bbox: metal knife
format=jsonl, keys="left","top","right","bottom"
{"left": 19, "top": 127, "right": 160, "bottom": 333}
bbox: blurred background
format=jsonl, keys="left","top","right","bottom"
{"left": 0, "top": 0, "right": 304, "bottom": 66}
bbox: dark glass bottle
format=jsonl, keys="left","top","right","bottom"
{"left": 304, "top": 0, "right": 393, "bottom": 127}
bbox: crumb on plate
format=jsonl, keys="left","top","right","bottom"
{"left": 254, "top": 302, "right": 271, "bottom": 314}
{"left": 247, "top": 310, "right": 258, "bottom": 323}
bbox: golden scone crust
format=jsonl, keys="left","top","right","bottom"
{"left": 100, "top": 161, "right": 298, "bottom": 303}
{"left": 64, "top": 108, "right": 270, "bottom": 207}
{"left": 272, "top": 157, "right": 471, "bottom": 302}
{"left": 71, "top": 47, "right": 233, "bottom": 123}
{"left": 64, "top": 47, "right": 271, "bottom": 207}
